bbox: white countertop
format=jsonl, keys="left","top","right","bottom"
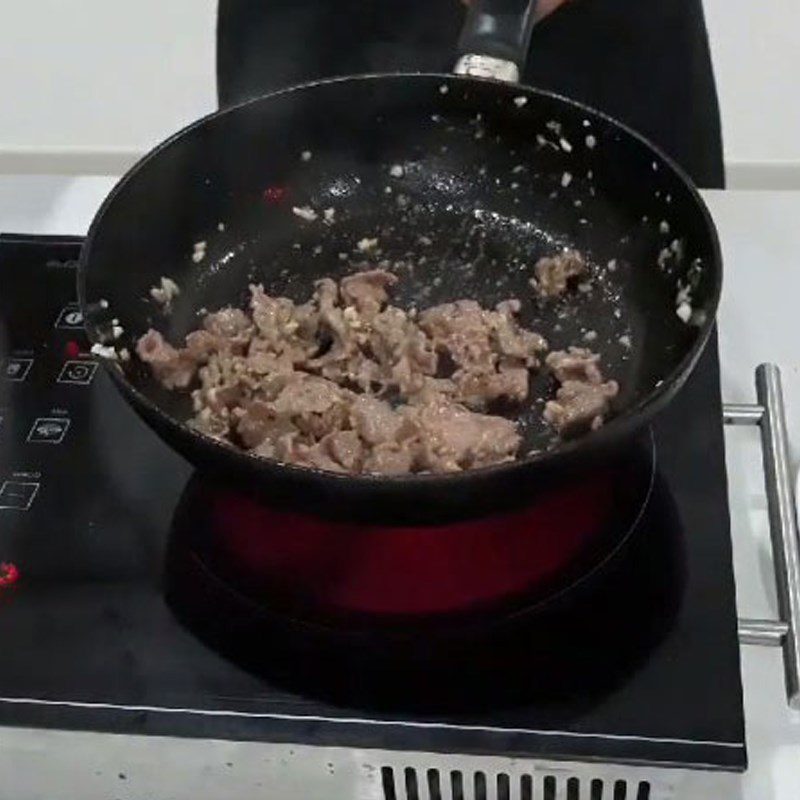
{"left": 1, "top": 177, "right": 800, "bottom": 798}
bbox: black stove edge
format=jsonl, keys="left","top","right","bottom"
{"left": 0, "top": 701, "right": 747, "bottom": 771}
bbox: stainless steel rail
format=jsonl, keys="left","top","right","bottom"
{"left": 725, "top": 364, "right": 800, "bottom": 709}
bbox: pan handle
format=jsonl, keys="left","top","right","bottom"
{"left": 454, "top": 0, "right": 539, "bottom": 83}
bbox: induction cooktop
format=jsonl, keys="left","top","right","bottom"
{"left": 0, "top": 234, "right": 745, "bottom": 771}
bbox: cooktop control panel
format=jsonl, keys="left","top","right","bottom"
{"left": 0, "top": 236, "right": 91, "bottom": 518}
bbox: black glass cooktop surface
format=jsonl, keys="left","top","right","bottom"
{"left": 0, "top": 234, "right": 745, "bottom": 770}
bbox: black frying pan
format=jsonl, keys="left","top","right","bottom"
{"left": 78, "top": 0, "right": 721, "bottom": 524}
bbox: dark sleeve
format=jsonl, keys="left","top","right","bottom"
{"left": 523, "top": 0, "right": 725, "bottom": 188}
{"left": 217, "top": 0, "right": 724, "bottom": 189}
{"left": 217, "top": 0, "right": 463, "bottom": 102}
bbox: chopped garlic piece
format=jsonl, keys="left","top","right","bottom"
{"left": 91, "top": 343, "right": 118, "bottom": 360}
{"left": 150, "top": 277, "right": 180, "bottom": 307}
{"left": 356, "top": 237, "right": 379, "bottom": 253}
{"left": 192, "top": 240, "right": 207, "bottom": 263}
{"left": 292, "top": 205, "right": 318, "bottom": 222}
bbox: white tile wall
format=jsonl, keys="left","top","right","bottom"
{"left": 0, "top": 0, "right": 217, "bottom": 173}
{"left": 0, "top": 1, "right": 797, "bottom": 187}
{"left": 705, "top": 0, "right": 800, "bottom": 188}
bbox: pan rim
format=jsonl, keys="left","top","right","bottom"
{"left": 78, "top": 71, "right": 722, "bottom": 488}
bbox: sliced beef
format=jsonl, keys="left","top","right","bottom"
{"left": 419, "top": 300, "right": 494, "bottom": 368}
{"left": 269, "top": 375, "right": 348, "bottom": 417}
{"left": 404, "top": 398, "right": 521, "bottom": 472}
{"left": 546, "top": 347, "right": 604, "bottom": 384}
{"left": 544, "top": 348, "right": 618, "bottom": 436}
{"left": 136, "top": 257, "right": 616, "bottom": 475}
{"left": 363, "top": 442, "right": 417, "bottom": 475}
{"left": 136, "top": 329, "right": 197, "bottom": 389}
{"left": 182, "top": 330, "right": 212, "bottom": 360}
{"left": 370, "top": 306, "right": 438, "bottom": 395}
{"left": 236, "top": 399, "right": 297, "bottom": 449}
{"left": 456, "top": 363, "right": 530, "bottom": 405}
{"left": 544, "top": 380, "right": 619, "bottom": 436}
{"left": 294, "top": 442, "right": 347, "bottom": 473}
{"left": 349, "top": 395, "right": 403, "bottom": 445}
{"left": 419, "top": 299, "right": 546, "bottom": 407}
{"left": 491, "top": 302, "right": 547, "bottom": 364}
{"left": 203, "top": 307, "right": 253, "bottom": 342}
{"left": 321, "top": 430, "right": 364, "bottom": 471}
{"left": 340, "top": 269, "right": 398, "bottom": 318}
{"left": 191, "top": 406, "right": 231, "bottom": 440}
{"left": 532, "top": 250, "right": 587, "bottom": 298}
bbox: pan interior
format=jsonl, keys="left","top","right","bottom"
{"left": 82, "top": 75, "right": 719, "bottom": 457}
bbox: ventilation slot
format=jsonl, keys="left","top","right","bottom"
{"left": 496, "top": 772, "right": 511, "bottom": 800}
{"left": 427, "top": 768, "right": 443, "bottom": 800}
{"left": 380, "top": 766, "right": 652, "bottom": 800}
{"left": 521, "top": 773, "right": 534, "bottom": 800}
{"left": 382, "top": 766, "right": 397, "bottom": 800}
{"left": 475, "top": 771, "right": 488, "bottom": 800}
{"left": 405, "top": 767, "right": 420, "bottom": 800}
{"left": 451, "top": 770, "right": 465, "bottom": 800}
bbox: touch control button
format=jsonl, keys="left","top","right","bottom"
{"left": 0, "top": 481, "right": 40, "bottom": 511}
{"left": 27, "top": 417, "right": 70, "bottom": 445}
{"left": 54, "top": 305, "right": 84, "bottom": 330}
{"left": 57, "top": 360, "right": 97, "bottom": 385}
{"left": 2, "top": 358, "right": 33, "bottom": 382}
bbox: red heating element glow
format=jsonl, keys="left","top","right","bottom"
{"left": 263, "top": 185, "right": 287, "bottom": 204}
{"left": 211, "top": 474, "right": 618, "bottom": 616}
{"left": 0, "top": 562, "right": 20, "bottom": 590}
{"left": 64, "top": 341, "right": 82, "bottom": 359}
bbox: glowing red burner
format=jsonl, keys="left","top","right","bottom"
{"left": 214, "top": 477, "right": 616, "bottom": 616}
{"left": 0, "top": 562, "right": 20, "bottom": 590}
{"left": 263, "top": 185, "right": 287, "bottom": 204}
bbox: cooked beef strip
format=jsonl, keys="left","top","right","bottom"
{"left": 544, "top": 380, "right": 619, "bottom": 436}
{"left": 340, "top": 269, "right": 399, "bottom": 318}
{"left": 403, "top": 397, "right": 521, "bottom": 472}
{"left": 418, "top": 298, "right": 547, "bottom": 408}
{"left": 349, "top": 395, "right": 403, "bottom": 445}
{"left": 135, "top": 257, "right": 616, "bottom": 474}
{"left": 532, "top": 249, "right": 587, "bottom": 298}
{"left": 544, "top": 348, "right": 619, "bottom": 436}
{"left": 362, "top": 441, "right": 416, "bottom": 475}
{"left": 546, "top": 347, "right": 604, "bottom": 384}
{"left": 136, "top": 329, "right": 197, "bottom": 389}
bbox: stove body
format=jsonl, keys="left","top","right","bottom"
{"left": 0, "top": 235, "right": 747, "bottom": 799}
